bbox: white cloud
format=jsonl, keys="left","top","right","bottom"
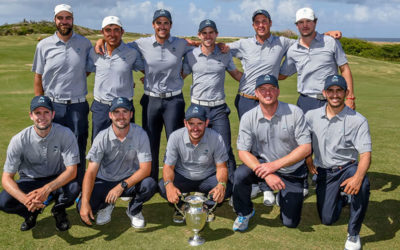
{"left": 228, "top": 0, "right": 275, "bottom": 22}
{"left": 189, "top": 3, "right": 206, "bottom": 24}
{"left": 345, "top": 4, "right": 369, "bottom": 22}
{"left": 276, "top": 0, "right": 302, "bottom": 24}
{"left": 210, "top": 6, "right": 222, "bottom": 19}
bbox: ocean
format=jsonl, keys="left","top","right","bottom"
{"left": 358, "top": 38, "right": 400, "bottom": 42}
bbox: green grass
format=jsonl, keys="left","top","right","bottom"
{"left": 0, "top": 34, "right": 399, "bottom": 249}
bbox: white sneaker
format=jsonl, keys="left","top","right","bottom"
{"left": 126, "top": 210, "right": 146, "bottom": 228}
{"left": 120, "top": 197, "right": 132, "bottom": 201}
{"left": 232, "top": 209, "right": 255, "bottom": 232}
{"left": 96, "top": 204, "right": 114, "bottom": 225}
{"left": 303, "top": 188, "right": 309, "bottom": 197}
{"left": 344, "top": 234, "right": 361, "bottom": 250}
{"left": 251, "top": 184, "right": 261, "bottom": 198}
{"left": 263, "top": 191, "right": 275, "bottom": 206}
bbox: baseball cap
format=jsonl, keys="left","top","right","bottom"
{"left": 324, "top": 75, "right": 347, "bottom": 91}
{"left": 102, "top": 16, "right": 122, "bottom": 29}
{"left": 295, "top": 7, "right": 316, "bottom": 23}
{"left": 252, "top": 9, "right": 271, "bottom": 21}
{"left": 153, "top": 9, "right": 172, "bottom": 23}
{"left": 255, "top": 74, "right": 279, "bottom": 89}
{"left": 30, "top": 96, "right": 53, "bottom": 112}
{"left": 110, "top": 97, "right": 133, "bottom": 112}
{"left": 185, "top": 105, "right": 207, "bottom": 121}
{"left": 198, "top": 19, "right": 218, "bottom": 33}
{"left": 54, "top": 4, "right": 73, "bottom": 17}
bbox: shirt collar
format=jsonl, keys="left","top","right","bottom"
{"left": 151, "top": 34, "right": 174, "bottom": 46}
{"left": 252, "top": 34, "right": 274, "bottom": 45}
{"left": 197, "top": 45, "right": 220, "bottom": 57}
{"left": 108, "top": 124, "right": 133, "bottom": 142}
{"left": 256, "top": 101, "right": 283, "bottom": 121}
{"left": 321, "top": 103, "right": 348, "bottom": 121}
{"left": 53, "top": 31, "right": 76, "bottom": 44}
{"left": 183, "top": 128, "right": 207, "bottom": 146}
{"left": 296, "top": 31, "right": 323, "bottom": 48}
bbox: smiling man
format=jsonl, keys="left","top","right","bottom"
{"left": 232, "top": 74, "right": 311, "bottom": 232}
{"left": 182, "top": 19, "right": 243, "bottom": 189}
{"left": 0, "top": 96, "right": 80, "bottom": 231}
{"left": 159, "top": 105, "right": 229, "bottom": 224}
{"left": 78, "top": 97, "right": 156, "bottom": 229}
{"left": 305, "top": 75, "right": 371, "bottom": 250}
{"left": 32, "top": 4, "right": 92, "bottom": 186}
{"left": 88, "top": 16, "right": 144, "bottom": 141}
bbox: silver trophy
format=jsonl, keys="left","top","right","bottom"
{"left": 175, "top": 194, "right": 217, "bottom": 246}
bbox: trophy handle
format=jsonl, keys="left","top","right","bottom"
{"left": 173, "top": 195, "right": 185, "bottom": 217}
{"left": 207, "top": 194, "right": 218, "bottom": 214}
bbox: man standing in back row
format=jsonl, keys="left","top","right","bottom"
{"left": 32, "top": 4, "right": 92, "bottom": 186}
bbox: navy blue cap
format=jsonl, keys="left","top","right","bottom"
{"left": 198, "top": 19, "right": 218, "bottom": 33}
{"left": 153, "top": 9, "right": 172, "bottom": 23}
{"left": 252, "top": 9, "right": 271, "bottom": 21}
{"left": 30, "top": 96, "right": 53, "bottom": 112}
{"left": 324, "top": 75, "right": 347, "bottom": 91}
{"left": 255, "top": 74, "right": 279, "bottom": 89}
{"left": 110, "top": 97, "right": 133, "bottom": 112}
{"left": 185, "top": 105, "right": 207, "bottom": 121}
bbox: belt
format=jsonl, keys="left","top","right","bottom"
{"left": 301, "top": 93, "right": 326, "bottom": 101}
{"left": 144, "top": 90, "right": 181, "bottom": 98}
{"left": 238, "top": 92, "right": 258, "bottom": 101}
{"left": 48, "top": 97, "right": 86, "bottom": 104}
{"left": 191, "top": 98, "right": 225, "bottom": 107}
{"left": 321, "top": 160, "right": 356, "bottom": 173}
{"left": 94, "top": 97, "right": 133, "bottom": 106}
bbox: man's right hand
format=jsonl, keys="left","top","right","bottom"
{"left": 165, "top": 183, "right": 181, "bottom": 204}
{"left": 265, "top": 174, "right": 285, "bottom": 191}
{"left": 80, "top": 202, "right": 95, "bottom": 226}
{"left": 94, "top": 39, "right": 106, "bottom": 55}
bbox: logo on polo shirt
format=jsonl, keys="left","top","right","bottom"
{"left": 53, "top": 146, "right": 59, "bottom": 152}
{"left": 76, "top": 48, "right": 81, "bottom": 54}
{"left": 172, "top": 47, "right": 176, "bottom": 52}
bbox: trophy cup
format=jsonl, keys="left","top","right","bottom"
{"left": 175, "top": 194, "right": 217, "bottom": 246}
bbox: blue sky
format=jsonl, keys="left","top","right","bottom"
{"left": 1, "top": 0, "right": 399, "bottom": 38}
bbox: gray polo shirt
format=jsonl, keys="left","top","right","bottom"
{"left": 305, "top": 105, "right": 372, "bottom": 169}
{"left": 228, "top": 35, "right": 295, "bottom": 96}
{"left": 182, "top": 46, "right": 236, "bottom": 101}
{"left": 86, "top": 123, "right": 152, "bottom": 182}
{"left": 32, "top": 32, "right": 92, "bottom": 100}
{"left": 129, "top": 35, "right": 193, "bottom": 93}
{"left": 237, "top": 102, "right": 311, "bottom": 174}
{"left": 87, "top": 41, "right": 144, "bottom": 101}
{"left": 280, "top": 32, "right": 348, "bottom": 95}
{"left": 164, "top": 127, "right": 228, "bottom": 181}
{"left": 4, "top": 123, "right": 79, "bottom": 179}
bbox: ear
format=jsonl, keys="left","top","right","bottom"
{"left": 109, "top": 112, "right": 113, "bottom": 120}
{"left": 29, "top": 112, "right": 34, "bottom": 121}
{"left": 130, "top": 111, "right": 133, "bottom": 119}
{"left": 121, "top": 28, "right": 125, "bottom": 36}
{"left": 322, "top": 90, "right": 327, "bottom": 98}
{"left": 205, "top": 119, "right": 210, "bottom": 127}
{"left": 184, "top": 119, "right": 188, "bottom": 128}
{"left": 51, "top": 111, "right": 55, "bottom": 120}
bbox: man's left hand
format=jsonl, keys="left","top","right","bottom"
{"left": 340, "top": 175, "right": 363, "bottom": 195}
{"left": 209, "top": 184, "right": 225, "bottom": 203}
{"left": 254, "top": 162, "right": 279, "bottom": 179}
{"left": 27, "top": 186, "right": 51, "bottom": 204}
{"left": 105, "top": 185, "right": 124, "bottom": 204}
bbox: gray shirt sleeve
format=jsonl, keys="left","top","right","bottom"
{"left": 237, "top": 112, "right": 254, "bottom": 151}
{"left": 280, "top": 52, "right": 297, "bottom": 76}
{"left": 226, "top": 54, "right": 236, "bottom": 72}
{"left": 3, "top": 135, "right": 23, "bottom": 174}
{"left": 31, "top": 42, "right": 45, "bottom": 74}
{"left": 333, "top": 39, "right": 348, "bottom": 67}
{"left": 86, "top": 133, "right": 105, "bottom": 164}
{"left": 132, "top": 48, "right": 145, "bottom": 72}
{"left": 213, "top": 134, "right": 229, "bottom": 164}
{"left": 293, "top": 107, "right": 312, "bottom": 145}
{"left": 182, "top": 54, "right": 192, "bottom": 75}
{"left": 61, "top": 130, "right": 80, "bottom": 167}
{"left": 353, "top": 120, "right": 372, "bottom": 154}
{"left": 87, "top": 49, "right": 96, "bottom": 73}
{"left": 136, "top": 129, "right": 152, "bottom": 163}
{"left": 164, "top": 132, "right": 180, "bottom": 166}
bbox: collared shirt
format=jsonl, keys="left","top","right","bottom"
{"left": 305, "top": 105, "right": 372, "bottom": 168}
{"left": 237, "top": 102, "right": 311, "bottom": 174}
{"left": 280, "top": 32, "right": 348, "bottom": 95}
{"left": 164, "top": 127, "right": 228, "bottom": 181}
{"left": 128, "top": 35, "right": 193, "bottom": 94}
{"left": 88, "top": 41, "right": 144, "bottom": 101}
{"left": 228, "top": 35, "right": 295, "bottom": 95}
{"left": 4, "top": 123, "right": 79, "bottom": 179}
{"left": 183, "top": 46, "right": 236, "bottom": 101}
{"left": 86, "top": 123, "right": 152, "bottom": 181}
{"left": 32, "top": 32, "right": 92, "bottom": 100}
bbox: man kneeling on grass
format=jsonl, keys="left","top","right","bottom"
{"left": 0, "top": 96, "right": 80, "bottom": 231}
{"left": 159, "top": 105, "right": 229, "bottom": 223}
{"left": 78, "top": 97, "right": 156, "bottom": 228}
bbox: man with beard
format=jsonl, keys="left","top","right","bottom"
{"left": 95, "top": 9, "right": 193, "bottom": 184}
{"left": 305, "top": 75, "right": 371, "bottom": 250}
{"left": 32, "top": 4, "right": 92, "bottom": 186}
{"left": 78, "top": 97, "right": 156, "bottom": 228}
{"left": 182, "top": 19, "right": 243, "bottom": 191}
{"left": 88, "top": 16, "right": 144, "bottom": 141}
{"left": 232, "top": 74, "right": 311, "bottom": 231}
{"left": 159, "top": 105, "right": 229, "bottom": 223}
{"left": 0, "top": 96, "right": 80, "bottom": 231}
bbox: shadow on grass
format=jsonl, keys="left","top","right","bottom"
{"left": 368, "top": 171, "right": 400, "bottom": 192}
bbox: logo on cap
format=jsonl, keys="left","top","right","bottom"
{"left": 38, "top": 96, "right": 45, "bottom": 103}
{"left": 332, "top": 75, "right": 339, "bottom": 82}
{"left": 117, "top": 97, "right": 124, "bottom": 104}
{"left": 264, "top": 75, "right": 271, "bottom": 81}
{"left": 206, "top": 20, "right": 211, "bottom": 25}
{"left": 192, "top": 106, "right": 199, "bottom": 113}
{"left": 160, "top": 9, "right": 166, "bottom": 14}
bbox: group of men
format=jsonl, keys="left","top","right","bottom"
{"left": 0, "top": 3, "right": 371, "bottom": 250}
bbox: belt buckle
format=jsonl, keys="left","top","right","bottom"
{"left": 66, "top": 100, "right": 72, "bottom": 104}
{"left": 159, "top": 93, "right": 167, "bottom": 98}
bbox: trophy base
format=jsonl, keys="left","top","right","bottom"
{"left": 188, "top": 236, "right": 205, "bottom": 246}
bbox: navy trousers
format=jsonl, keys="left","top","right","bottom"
{"left": 52, "top": 101, "right": 89, "bottom": 187}
{"left": 91, "top": 100, "right": 135, "bottom": 142}
{"left": 316, "top": 163, "right": 370, "bottom": 236}
{"left": 158, "top": 172, "right": 232, "bottom": 207}
{"left": 140, "top": 94, "right": 185, "bottom": 182}
{"left": 296, "top": 94, "right": 327, "bottom": 114}
{"left": 234, "top": 94, "right": 259, "bottom": 120}
{"left": 233, "top": 164, "right": 307, "bottom": 228}
{"left": 0, "top": 176, "right": 80, "bottom": 219}
{"left": 77, "top": 177, "right": 157, "bottom": 216}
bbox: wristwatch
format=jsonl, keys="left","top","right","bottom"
{"left": 120, "top": 181, "right": 128, "bottom": 190}
{"left": 164, "top": 180, "right": 172, "bottom": 187}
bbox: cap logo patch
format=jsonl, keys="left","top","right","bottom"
{"left": 193, "top": 106, "right": 199, "bottom": 113}
{"left": 264, "top": 75, "right": 271, "bottom": 81}
{"left": 160, "top": 9, "right": 166, "bottom": 14}
{"left": 117, "top": 97, "right": 123, "bottom": 104}
{"left": 332, "top": 75, "right": 339, "bottom": 82}
{"left": 38, "top": 96, "right": 45, "bottom": 103}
